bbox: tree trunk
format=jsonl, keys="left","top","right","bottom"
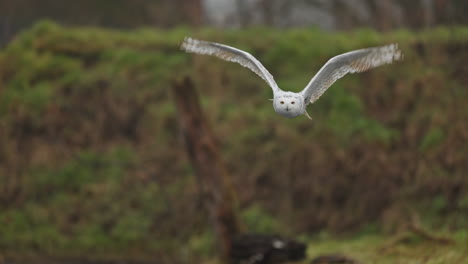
{"left": 182, "top": 0, "right": 203, "bottom": 26}
{"left": 172, "top": 77, "right": 242, "bottom": 261}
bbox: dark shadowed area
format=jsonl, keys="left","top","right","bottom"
{"left": 0, "top": 1, "right": 467, "bottom": 264}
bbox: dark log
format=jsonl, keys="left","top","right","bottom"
{"left": 231, "top": 233, "right": 306, "bottom": 264}
{"left": 172, "top": 77, "right": 242, "bottom": 260}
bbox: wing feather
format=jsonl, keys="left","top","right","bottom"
{"left": 181, "top": 37, "right": 280, "bottom": 93}
{"left": 301, "top": 44, "right": 402, "bottom": 104}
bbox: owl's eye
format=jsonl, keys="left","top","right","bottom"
{"left": 291, "top": 101, "right": 295, "bottom": 104}
{"left": 280, "top": 101, "right": 284, "bottom": 104}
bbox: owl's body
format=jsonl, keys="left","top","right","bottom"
{"left": 181, "top": 37, "right": 402, "bottom": 119}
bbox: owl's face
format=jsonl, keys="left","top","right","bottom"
{"left": 273, "top": 94, "right": 305, "bottom": 118}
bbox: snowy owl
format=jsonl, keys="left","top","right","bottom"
{"left": 181, "top": 37, "right": 402, "bottom": 119}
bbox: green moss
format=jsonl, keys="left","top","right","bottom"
{"left": 306, "top": 234, "right": 468, "bottom": 264}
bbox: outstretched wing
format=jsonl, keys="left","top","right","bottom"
{"left": 181, "top": 37, "right": 280, "bottom": 94}
{"left": 301, "top": 44, "right": 402, "bottom": 104}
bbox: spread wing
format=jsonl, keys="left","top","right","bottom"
{"left": 301, "top": 44, "right": 402, "bottom": 104}
{"left": 181, "top": 37, "right": 281, "bottom": 94}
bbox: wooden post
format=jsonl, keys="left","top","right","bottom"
{"left": 172, "top": 77, "right": 241, "bottom": 261}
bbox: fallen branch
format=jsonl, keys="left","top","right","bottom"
{"left": 407, "top": 222, "right": 454, "bottom": 245}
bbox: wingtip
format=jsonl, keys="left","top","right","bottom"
{"left": 180, "top": 36, "right": 191, "bottom": 51}
{"left": 181, "top": 36, "right": 203, "bottom": 52}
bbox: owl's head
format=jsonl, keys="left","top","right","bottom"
{"left": 273, "top": 93, "right": 305, "bottom": 118}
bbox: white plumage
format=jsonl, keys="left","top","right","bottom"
{"left": 181, "top": 37, "right": 402, "bottom": 119}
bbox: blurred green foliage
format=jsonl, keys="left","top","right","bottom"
{"left": 0, "top": 21, "right": 467, "bottom": 262}
{"left": 241, "top": 205, "right": 280, "bottom": 233}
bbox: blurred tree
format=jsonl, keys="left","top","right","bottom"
{"left": 0, "top": 0, "right": 203, "bottom": 45}
{"left": 1, "top": 0, "right": 467, "bottom": 44}
{"left": 173, "top": 77, "right": 241, "bottom": 261}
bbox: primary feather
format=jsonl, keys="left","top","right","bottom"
{"left": 181, "top": 37, "right": 280, "bottom": 93}
{"left": 301, "top": 44, "right": 402, "bottom": 104}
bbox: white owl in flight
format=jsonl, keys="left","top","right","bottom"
{"left": 181, "top": 37, "right": 402, "bottom": 119}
